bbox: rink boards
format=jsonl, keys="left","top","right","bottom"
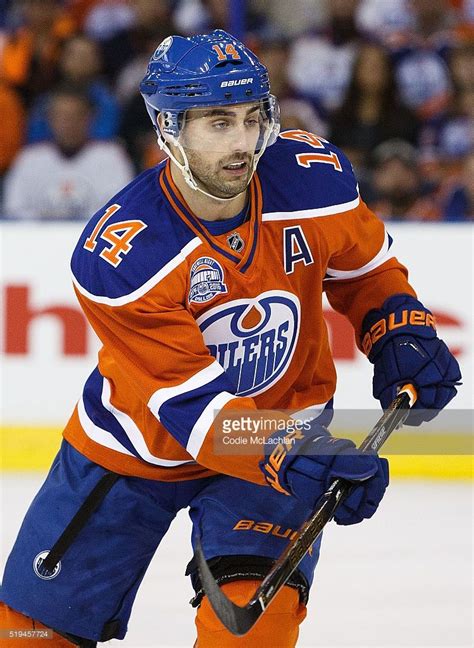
{"left": 1, "top": 424, "right": 471, "bottom": 478}
{"left": 1, "top": 223, "right": 472, "bottom": 478}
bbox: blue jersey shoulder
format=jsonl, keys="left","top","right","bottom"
{"left": 71, "top": 164, "right": 196, "bottom": 300}
{"left": 258, "top": 131, "right": 359, "bottom": 215}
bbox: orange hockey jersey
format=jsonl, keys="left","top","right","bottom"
{"left": 65, "top": 130, "right": 416, "bottom": 484}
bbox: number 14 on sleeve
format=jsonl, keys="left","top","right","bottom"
{"left": 84, "top": 204, "right": 147, "bottom": 268}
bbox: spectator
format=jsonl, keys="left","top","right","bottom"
{"left": 442, "top": 152, "right": 474, "bottom": 220}
{"left": 115, "top": 9, "right": 177, "bottom": 172}
{"left": 287, "top": 0, "right": 364, "bottom": 115}
{"left": 3, "top": 86, "right": 133, "bottom": 220}
{"left": 356, "top": 0, "right": 415, "bottom": 44}
{"left": 416, "top": 41, "right": 473, "bottom": 172}
{"left": 367, "top": 139, "right": 441, "bottom": 220}
{"left": 112, "top": 4, "right": 179, "bottom": 171}
{"left": 114, "top": 19, "right": 176, "bottom": 104}
{"left": 172, "top": 0, "right": 209, "bottom": 35}
{"left": 329, "top": 42, "right": 419, "bottom": 172}
{"left": 248, "top": 0, "right": 328, "bottom": 39}
{"left": 0, "top": 82, "right": 26, "bottom": 176}
{"left": 434, "top": 86, "right": 474, "bottom": 162}
{"left": 455, "top": 0, "right": 474, "bottom": 40}
{"left": 391, "top": 0, "right": 459, "bottom": 122}
{"left": 119, "top": 92, "right": 168, "bottom": 172}
{"left": 83, "top": 0, "right": 135, "bottom": 41}
{"left": 257, "top": 38, "right": 292, "bottom": 99}
{"left": 100, "top": 0, "right": 175, "bottom": 83}
{"left": 279, "top": 98, "right": 328, "bottom": 136}
{"left": 442, "top": 42, "right": 474, "bottom": 160}
{"left": 257, "top": 36, "right": 327, "bottom": 133}
{"left": 173, "top": 0, "right": 268, "bottom": 39}
{"left": 449, "top": 39, "right": 474, "bottom": 90}
{"left": 0, "top": 0, "right": 76, "bottom": 108}
{"left": 67, "top": 0, "right": 104, "bottom": 29}
{"left": 411, "top": 0, "right": 457, "bottom": 38}
{"left": 395, "top": 51, "right": 452, "bottom": 123}
{"left": 27, "top": 34, "right": 120, "bottom": 142}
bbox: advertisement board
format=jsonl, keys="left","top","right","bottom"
{"left": 1, "top": 223, "right": 472, "bottom": 474}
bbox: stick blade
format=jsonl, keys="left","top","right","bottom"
{"left": 194, "top": 540, "right": 263, "bottom": 636}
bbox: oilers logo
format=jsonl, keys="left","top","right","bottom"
{"left": 152, "top": 36, "right": 173, "bottom": 60}
{"left": 33, "top": 551, "right": 61, "bottom": 580}
{"left": 197, "top": 291, "right": 300, "bottom": 396}
{"left": 189, "top": 257, "right": 228, "bottom": 304}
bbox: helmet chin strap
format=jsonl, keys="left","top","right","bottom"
{"left": 157, "top": 122, "right": 274, "bottom": 203}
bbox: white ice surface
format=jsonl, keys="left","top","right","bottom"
{"left": 1, "top": 475, "right": 472, "bottom": 648}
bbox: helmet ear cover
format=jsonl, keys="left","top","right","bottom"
{"left": 156, "top": 110, "right": 182, "bottom": 144}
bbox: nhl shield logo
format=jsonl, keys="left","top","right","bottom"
{"left": 227, "top": 231, "right": 245, "bottom": 252}
{"left": 189, "top": 257, "right": 228, "bottom": 304}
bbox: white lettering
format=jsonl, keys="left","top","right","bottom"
{"left": 220, "top": 78, "right": 254, "bottom": 88}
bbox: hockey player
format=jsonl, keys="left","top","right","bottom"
{"left": 0, "top": 31, "right": 461, "bottom": 647}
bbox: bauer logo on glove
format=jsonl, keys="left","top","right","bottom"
{"left": 361, "top": 294, "right": 462, "bottom": 425}
{"left": 362, "top": 308, "right": 437, "bottom": 356}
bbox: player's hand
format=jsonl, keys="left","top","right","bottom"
{"left": 361, "top": 294, "right": 462, "bottom": 426}
{"left": 259, "top": 426, "right": 389, "bottom": 525}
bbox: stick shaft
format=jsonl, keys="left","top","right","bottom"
{"left": 253, "top": 388, "right": 414, "bottom": 610}
{"left": 196, "top": 385, "right": 416, "bottom": 634}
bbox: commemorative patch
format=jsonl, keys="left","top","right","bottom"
{"left": 189, "top": 257, "right": 228, "bottom": 304}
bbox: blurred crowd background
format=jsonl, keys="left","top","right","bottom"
{"left": 0, "top": 0, "right": 472, "bottom": 222}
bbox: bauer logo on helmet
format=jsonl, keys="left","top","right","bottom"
{"left": 220, "top": 79, "right": 254, "bottom": 88}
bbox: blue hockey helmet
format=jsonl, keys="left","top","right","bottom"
{"left": 139, "top": 30, "right": 280, "bottom": 198}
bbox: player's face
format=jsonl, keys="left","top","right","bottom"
{"left": 179, "top": 102, "right": 263, "bottom": 199}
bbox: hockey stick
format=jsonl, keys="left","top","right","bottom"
{"left": 195, "top": 384, "right": 417, "bottom": 636}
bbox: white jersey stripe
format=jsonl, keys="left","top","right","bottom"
{"left": 262, "top": 195, "right": 360, "bottom": 222}
{"left": 72, "top": 237, "right": 202, "bottom": 307}
{"left": 290, "top": 400, "right": 329, "bottom": 422}
{"left": 148, "top": 361, "right": 225, "bottom": 419}
{"left": 101, "top": 378, "right": 193, "bottom": 467}
{"left": 78, "top": 396, "right": 135, "bottom": 456}
{"left": 325, "top": 229, "right": 391, "bottom": 281}
{"left": 186, "top": 391, "right": 236, "bottom": 459}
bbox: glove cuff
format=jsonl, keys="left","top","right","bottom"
{"left": 361, "top": 293, "right": 437, "bottom": 362}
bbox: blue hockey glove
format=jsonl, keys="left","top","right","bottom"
{"left": 260, "top": 425, "right": 389, "bottom": 526}
{"left": 361, "top": 294, "right": 462, "bottom": 426}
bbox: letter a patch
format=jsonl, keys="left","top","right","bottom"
{"left": 283, "top": 226, "right": 314, "bottom": 274}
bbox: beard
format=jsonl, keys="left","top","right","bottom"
{"left": 185, "top": 149, "right": 254, "bottom": 199}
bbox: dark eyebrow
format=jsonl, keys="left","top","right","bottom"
{"left": 200, "top": 105, "right": 260, "bottom": 118}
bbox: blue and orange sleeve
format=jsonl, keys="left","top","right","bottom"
{"left": 321, "top": 201, "right": 417, "bottom": 344}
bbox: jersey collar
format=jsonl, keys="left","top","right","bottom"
{"left": 160, "top": 160, "right": 262, "bottom": 274}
